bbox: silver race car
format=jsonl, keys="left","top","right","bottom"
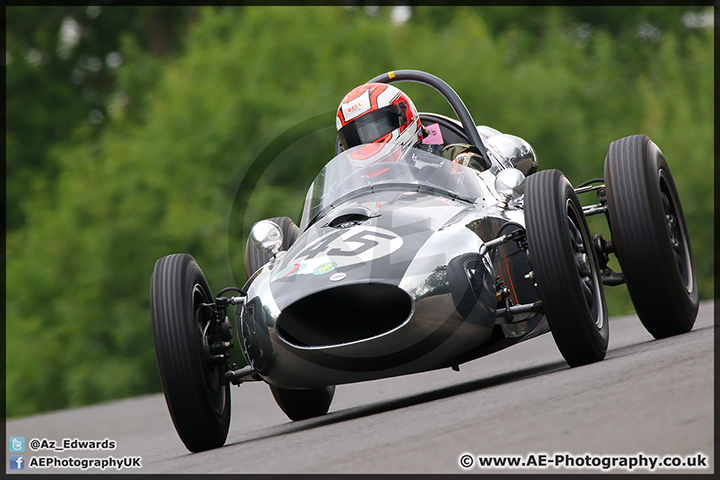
{"left": 150, "top": 70, "right": 698, "bottom": 452}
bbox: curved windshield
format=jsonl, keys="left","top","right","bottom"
{"left": 300, "top": 144, "right": 487, "bottom": 229}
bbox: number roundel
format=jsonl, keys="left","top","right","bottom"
{"left": 273, "top": 227, "right": 403, "bottom": 281}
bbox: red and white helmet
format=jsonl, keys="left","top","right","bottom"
{"left": 336, "top": 83, "right": 423, "bottom": 159}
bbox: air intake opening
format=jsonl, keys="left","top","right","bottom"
{"left": 327, "top": 213, "right": 370, "bottom": 228}
{"left": 277, "top": 283, "right": 412, "bottom": 347}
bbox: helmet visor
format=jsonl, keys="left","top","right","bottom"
{"left": 337, "top": 105, "right": 402, "bottom": 150}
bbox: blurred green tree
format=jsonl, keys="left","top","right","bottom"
{"left": 6, "top": 6, "right": 197, "bottom": 230}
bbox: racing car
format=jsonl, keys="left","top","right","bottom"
{"left": 150, "top": 69, "right": 698, "bottom": 452}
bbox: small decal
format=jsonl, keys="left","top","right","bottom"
{"left": 272, "top": 262, "right": 307, "bottom": 281}
{"left": 346, "top": 100, "right": 366, "bottom": 115}
{"left": 422, "top": 123, "right": 444, "bottom": 145}
{"left": 313, "top": 262, "right": 337, "bottom": 275}
{"left": 329, "top": 272, "right": 346, "bottom": 282}
{"left": 343, "top": 90, "right": 372, "bottom": 121}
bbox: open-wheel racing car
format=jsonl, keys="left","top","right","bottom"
{"left": 150, "top": 70, "right": 698, "bottom": 452}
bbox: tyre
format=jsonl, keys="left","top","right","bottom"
{"left": 525, "top": 169, "right": 609, "bottom": 367}
{"left": 604, "top": 135, "right": 698, "bottom": 338}
{"left": 150, "top": 254, "right": 230, "bottom": 452}
{"left": 245, "top": 216, "right": 300, "bottom": 279}
{"left": 243, "top": 216, "right": 335, "bottom": 420}
{"left": 270, "top": 385, "right": 336, "bottom": 421}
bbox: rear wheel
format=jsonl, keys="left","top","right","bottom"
{"left": 525, "top": 169, "right": 608, "bottom": 367}
{"left": 150, "top": 254, "right": 230, "bottom": 452}
{"left": 604, "top": 134, "right": 698, "bottom": 338}
{"left": 244, "top": 216, "right": 336, "bottom": 420}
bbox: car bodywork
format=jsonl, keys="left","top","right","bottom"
{"left": 238, "top": 144, "right": 544, "bottom": 389}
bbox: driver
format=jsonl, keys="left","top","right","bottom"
{"left": 336, "top": 82, "right": 488, "bottom": 171}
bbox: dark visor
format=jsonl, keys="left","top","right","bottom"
{"left": 337, "top": 105, "right": 402, "bottom": 149}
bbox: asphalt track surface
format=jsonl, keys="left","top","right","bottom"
{"left": 6, "top": 301, "right": 714, "bottom": 475}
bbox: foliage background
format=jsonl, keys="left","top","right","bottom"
{"left": 5, "top": 6, "right": 714, "bottom": 418}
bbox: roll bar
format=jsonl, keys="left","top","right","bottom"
{"left": 366, "top": 70, "right": 492, "bottom": 171}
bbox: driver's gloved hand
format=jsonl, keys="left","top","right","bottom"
{"left": 441, "top": 143, "right": 487, "bottom": 172}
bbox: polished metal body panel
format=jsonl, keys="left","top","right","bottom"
{"left": 238, "top": 145, "right": 547, "bottom": 389}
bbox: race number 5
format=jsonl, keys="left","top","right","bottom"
{"left": 327, "top": 230, "right": 396, "bottom": 257}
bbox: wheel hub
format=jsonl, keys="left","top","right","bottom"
{"left": 666, "top": 213, "right": 680, "bottom": 249}
{"left": 575, "top": 252, "right": 591, "bottom": 276}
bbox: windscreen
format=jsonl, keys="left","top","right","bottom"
{"left": 299, "top": 144, "right": 487, "bottom": 229}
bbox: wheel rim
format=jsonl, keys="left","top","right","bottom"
{"left": 659, "top": 170, "right": 693, "bottom": 294}
{"left": 566, "top": 199, "right": 604, "bottom": 329}
{"left": 193, "top": 284, "right": 228, "bottom": 416}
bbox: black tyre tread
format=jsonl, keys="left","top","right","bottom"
{"left": 525, "top": 169, "right": 608, "bottom": 367}
{"left": 270, "top": 385, "right": 335, "bottom": 421}
{"left": 604, "top": 134, "right": 698, "bottom": 338}
{"left": 151, "top": 254, "right": 230, "bottom": 452}
{"left": 245, "top": 217, "right": 300, "bottom": 279}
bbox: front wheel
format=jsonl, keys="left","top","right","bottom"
{"left": 525, "top": 169, "right": 609, "bottom": 367}
{"left": 151, "top": 254, "right": 230, "bottom": 452}
{"left": 604, "top": 134, "right": 698, "bottom": 338}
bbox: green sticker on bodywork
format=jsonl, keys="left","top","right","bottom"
{"left": 313, "top": 262, "right": 337, "bottom": 275}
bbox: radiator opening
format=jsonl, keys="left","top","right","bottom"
{"left": 277, "top": 283, "right": 412, "bottom": 347}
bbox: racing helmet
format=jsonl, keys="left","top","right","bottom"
{"left": 336, "top": 83, "right": 423, "bottom": 158}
